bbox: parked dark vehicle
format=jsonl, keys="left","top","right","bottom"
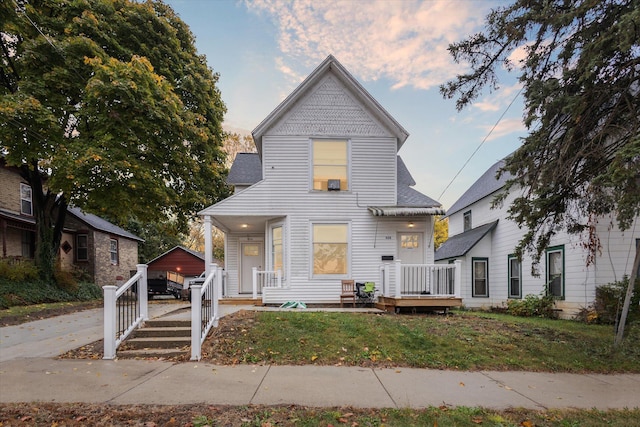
{"left": 146, "top": 270, "right": 185, "bottom": 299}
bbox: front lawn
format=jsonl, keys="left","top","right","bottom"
{"left": 202, "top": 310, "right": 640, "bottom": 373}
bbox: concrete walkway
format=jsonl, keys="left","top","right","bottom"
{"left": 1, "top": 302, "right": 639, "bottom": 410}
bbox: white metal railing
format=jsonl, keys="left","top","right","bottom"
{"left": 191, "top": 263, "right": 221, "bottom": 361}
{"left": 252, "top": 267, "right": 282, "bottom": 301}
{"left": 380, "top": 260, "right": 461, "bottom": 299}
{"left": 103, "top": 264, "right": 148, "bottom": 360}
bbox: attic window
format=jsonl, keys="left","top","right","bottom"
{"left": 312, "top": 139, "right": 348, "bottom": 191}
{"left": 463, "top": 211, "right": 472, "bottom": 232}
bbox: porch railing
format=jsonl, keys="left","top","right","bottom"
{"left": 103, "top": 264, "right": 148, "bottom": 360}
{"left": 380, "top": 260, "right": 462, "bottom": 298}
{"left": 191, "top": 263, "right": 222, "bottom": 361}
{"left": 252, "top": 267, "right": 282, "bottom": 300}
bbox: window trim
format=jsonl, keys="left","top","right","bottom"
{"left": 109, "top": 238, "right": 119, "bottom": 266}
{"left": 310, "top": 221, "right": 350, "bottom": 278}
{"left": 463, "top": 210, "right": 472, "bottom": 232}
{"left": 471, "top": 257, "right": 489, "bottom": 297}
{"left": 20, "top": 183, "right": 32, "bottom": 216}
{"left": 545, "top": 245, "right": 565, "bottom": 299}
{"left": 269, "top": 222, "right": 285, "bottom": 279}
{"left": 310, "top": 138, "right": 350, "bottom": 192}
{"left": 507, "top": 254, "right": 522, "bottom": 299}
{"left": 76, "top": 234, "right": 89, "bottom": 262}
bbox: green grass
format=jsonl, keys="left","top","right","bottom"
{"left": 213, "top": 310, "right": 640, "bottom": 373}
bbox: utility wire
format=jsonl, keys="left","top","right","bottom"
{"left": 437, "top": 86, "right": 524, "bottom": 202}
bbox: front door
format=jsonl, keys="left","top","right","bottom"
{"left": 398, "top": 233, "right": 424, "bottom": 264}
{"left": 240, "top": 242, "right": 263, "bottom": 294}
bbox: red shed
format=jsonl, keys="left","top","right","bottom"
{"left": 147, "top": 246, "right": 207, "bottom": 277}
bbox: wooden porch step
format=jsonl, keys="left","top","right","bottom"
{"left": 376, "top": 296, "right": 463, "bottom": 313}
{"left": 219, "top": 297, "right": 263, "bottom": 306}
{"left": 133, "top": 326, "right": 190, "bottom": 338}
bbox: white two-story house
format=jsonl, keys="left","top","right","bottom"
{"left": 435, "top": 158, "right": 639, "bottom": 317}
{"left": 199, "top": 55, "right": 449, "bottom": 306}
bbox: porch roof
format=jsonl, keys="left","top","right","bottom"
{"left": 368, "top": 206, "right": 446, "bottom": 216}
{"left": 434, "top": 220, "right": 499, "bottom": 261}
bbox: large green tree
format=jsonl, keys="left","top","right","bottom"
{"left": 1, "top": 0, "right": 229, "bottom": 282}
{"left": 441, "top": 0, "right": 639, "bottom": 342}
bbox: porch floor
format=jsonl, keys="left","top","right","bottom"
{"left": 220, "top": 297, "right": 264, "bottom": 306}
{"left": 376, "top": 296, "right": 462, "bottom": 313}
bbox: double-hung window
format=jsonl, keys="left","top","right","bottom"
{"left": 109, "top": 238, "right": 118, "bottom": 265}
{"left": 271, "top": 224, "right": 284, "bottom": 276}
{"left": 508, "top": 254, "right": 521, "bottom": 298}
{"left": 463, "top": 211, "right": 472, "bottom": 232}
{"left": 76, "top": 234, "right": 88, "bottom": 261}
{"left": 20, "top": 183, "right": 32, "bottom": 216}
{"left": 546, "top": 245, "right": 564, "bottom": 298}
{"left": 472, "top": 257, "right": 489, "bottom": 297}
{"left": 312, "top": 139, "right": 348, "bottom": 191}
{"left": 312, "top": 223, "right": 349, "bottom": 276}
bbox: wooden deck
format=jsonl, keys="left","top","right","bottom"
{"left": 375, "top": 296, "right": 462, "bottom": 313}
{"left": 219, "top": 297, "right": 263, "bottom": 306}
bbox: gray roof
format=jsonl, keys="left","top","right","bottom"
{"left": 434, "top": 220, "right": 498, "bottom": 261}
{"left": 226, "top": 153, "right": 262, "bottom": 185}
{"left": 396, "top": 156, "right": 441, "bottom": 208}
{"left": 67, "top": 207, "right": 143, "bottom": 242}
{"left": 447, "top": 159, "right": 511, "bottom": 217}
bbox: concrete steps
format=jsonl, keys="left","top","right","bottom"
{"left": 118, "top": 319, "right": 191, "bottom": 359}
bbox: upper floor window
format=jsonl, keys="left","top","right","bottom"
{"left": 76, "top": 234, "right": 88, "bottom": 261}
{"left": 109, "top": 238, "right": 119, "bottom": 265}
{"left": 312, "top": 139, "right": 348, "bottom": 191}
{"left": 20, "top": 183, "right": 32, "bottom": 216}
{"left": 546, "top": 245, "right": 564, "bottom": 298}
{"left": 508, "top": 254, "right": 522, "bottom": 298}
{"left": 463, "top": 210, "right": 472, "bottom": 232}
{"left": 312, "top": 223, "right": 349, "bottom": 276}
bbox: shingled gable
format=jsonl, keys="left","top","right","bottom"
{"left": 67, "top": 206, "right": 143, "bottom": 242}
{"left": 251, "top": 55, "right": 409, "bottom": 156}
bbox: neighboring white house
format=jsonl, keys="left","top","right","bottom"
{"left": 435, "top": 158, "right": 640, "bottom": 317}
{"left": 199, "top": 55, "right": 446, "bottom": 305}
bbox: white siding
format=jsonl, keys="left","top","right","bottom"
{"left": 443, "top": 187, "right": 639, "bottom": 317}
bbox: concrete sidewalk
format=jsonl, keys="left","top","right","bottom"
{"left": 1, "top": 358, "right": 638, "bottom": 409}
{"left": 1, "top": 303, "right": 639, "bottom": 410}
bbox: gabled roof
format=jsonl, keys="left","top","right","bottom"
{"left": 252, "top": 55, "right": 409, "bottom": 155}
{"left": 446, "top": 159, "right": 512, "bottom": 217}
{"left": 67, "top": 207, "right": 143, "bottom": 242}
{"left": 226, "top": 153, "right": 262, "bottom": 186}
{"left": 434, "top": 220, "right": 498, "bottom": 261}
{"left": 147, "top": 245, "right": 205, "bottom": 265}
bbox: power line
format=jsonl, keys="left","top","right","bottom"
{"left": 437, "top": 86, "right": 524, "bottom": 203}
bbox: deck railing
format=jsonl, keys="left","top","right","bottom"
{"left": 252, "top": 267, "right": 282, "bottom": 300}
{"left": 103, "top": 264, "right": 148, "bottom": 360}
{"left": 191, "top": 263, "right": 221, "bottom": 361}
{"left": 380, "top": 260, "right": 461, "bottom": 298}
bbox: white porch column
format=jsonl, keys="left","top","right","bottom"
{"left": 394, "top": 260, "right": 402, "bottom": 298}
{"left": 103, "top": 285, "right": 117, "bottom": 360}
{"left": 252, "top": 267, "right": 258, "bottom": 300}
{"left": 204, "top": 215, "right": 212, "bottom": 277}
{"left": 454, "top": 260, "right": 462, "bottom": 298}
{"left": 136, "top": 264, "right": 149, "bottom": 321}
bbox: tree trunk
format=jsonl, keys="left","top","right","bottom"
{"left": 21, "top": 162, "right": 67, "bottom": 285}
{"left": 614, "top": 244, "right": 640, "bottom": 347}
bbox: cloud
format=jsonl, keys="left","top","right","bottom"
{"left": 245, "top": 0, "right": 493, "bottom": 90}
{"left": 481, "top": 117, "right": 526, "bottom": 142}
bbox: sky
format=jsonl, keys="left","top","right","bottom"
{"left": 165, "top": 0, "right": 527, "bottom": 210}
